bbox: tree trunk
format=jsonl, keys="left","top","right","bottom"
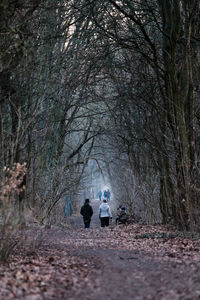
{"left": 159, "top": 0, "right": 198, "bottom": 229}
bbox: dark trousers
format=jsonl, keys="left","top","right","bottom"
{"left": 100, "top": 217, "right": 109, "bottom": 227}
{"left": 84, "top": 220, "right": 91, "bottom": 228}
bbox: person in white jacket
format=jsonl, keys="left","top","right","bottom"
{"left": 98, "top": 199, "right": 112, "bottom": 227}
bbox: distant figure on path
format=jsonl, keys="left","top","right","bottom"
{"left": 98, "top": 199, "right": 112, "bottom": 227}
{"left": 80, "top": 199, "right": 93, "bottom": 228}
{"left": 107, "top": 189, "right": 111, "bottom": 201}
{"left": 103, "top": 189, "right": 111, "bottom": 201}
{"left": 103, "top": 190, "right": 108, "bottom": 200}
{"left": 99, "top": 190, "right": 102, "bottom": 201}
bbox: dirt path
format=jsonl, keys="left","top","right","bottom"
{"left": 41, "top": 199, "right": 200, "bottom": 299}
{"left": 1, "top": 199, "right": 200, "bottom": 299}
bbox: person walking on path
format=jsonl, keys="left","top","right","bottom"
{"left": 80, "top": 199, "right": 93, "bottom": 228}
{"left": 98, "top": 190, "right": 102, "bottom": 201}
{"left": 98, "top": 199, "right": 112, "bottom": 227}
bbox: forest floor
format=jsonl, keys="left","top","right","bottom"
{"left": 1, "top": 199, "right": 200, "bottom": 299}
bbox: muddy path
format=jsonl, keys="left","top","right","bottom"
{"left": 1, "top": 199, "right": 200, "bottom": 300}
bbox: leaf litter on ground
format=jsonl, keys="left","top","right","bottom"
{"left": 0, "top": 223, "right": 200, "bottom": 299}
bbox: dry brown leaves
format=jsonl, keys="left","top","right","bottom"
{"left": 0, "top": 224, "right": 200, "bottom": 299}
{"left": 63, "top": 224, "right": 200, "bottom": 264}
{"left": 0, "top": 241, "right": 95, "bottom": 299}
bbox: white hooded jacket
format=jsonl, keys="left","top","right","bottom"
{"left": 98, "top": 202, "right": 112, "bottom": 218}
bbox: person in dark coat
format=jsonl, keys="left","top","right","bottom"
{"left": 80, "top": 199, "right": 93, "bottom": 228}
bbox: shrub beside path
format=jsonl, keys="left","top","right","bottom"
{"left": 1, "top": 199, "right": 200, "bottom": 299}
